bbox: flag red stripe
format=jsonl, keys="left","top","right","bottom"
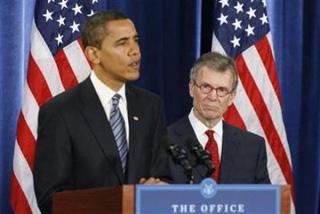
{"left": 235, "top": 55, "right": 294, "bottom": 187}
{"left": 224, "top": 104, "right": 247, "bottom": 130}
{"left": 16, "top": 113, "right": 37, "bottom": 169}
{"left": 54, "top": 49, "right": 79, "bottom": 90}
{"left": 27, "top": 55, "right": 52, "bottom": 106}
{"left": 255, "top": 37, "right": 282, "bottom": 103}
{"left": 10, "top": 175, "right": 32, "bottom": 214}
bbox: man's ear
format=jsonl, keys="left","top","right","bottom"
{"left": 189, "top": 81, "right": 194, "bottom": 98}
{"left": 227, "top": 90, "right": 236, "bottom": 106}
{"left": 84, "top": 46, "right": 100, "bottom": 65}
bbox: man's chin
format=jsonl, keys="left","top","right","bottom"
{"left": 203, "top": 112, "right": 220, "bottom": 120}
{"left": 126, "top": 72, "right": 140, "bottom": 82}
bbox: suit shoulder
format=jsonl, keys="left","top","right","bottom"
{"left": 168, "top": 117, "right": 189, "bottom": 132}
{"left": 127, "top": 84, "right": 163, "bottom": 103}
{"left": 224, "top": 122, "right": 265, "bottom": 144}
{"left": 40, "top": 84, "right": 81, "bottom": 115}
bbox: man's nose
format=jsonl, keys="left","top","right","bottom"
{"left": 129, "top": 40, "right": 140, "bottom": 56}
{"left": 206, "top": 88, "right": 219, "bottom": 100}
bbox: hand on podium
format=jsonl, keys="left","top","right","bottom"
{"left": 139, "top": 177, "right": 168, "bottom": 185}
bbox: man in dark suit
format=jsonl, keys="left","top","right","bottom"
{"left": 168, "top": 52, "right": 270, "bottom": 184}
{"left": 33, "top": 11, "right": 170, "bottom": 213}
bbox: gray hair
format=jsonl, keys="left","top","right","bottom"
{"left": 190, "top": 52, "right": 238, "bottom": 91}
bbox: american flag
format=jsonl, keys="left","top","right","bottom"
{"left": 10, "top": 0, "right": 102, "bottom": 213}
{"left": 212, "top": 0, "right": 295, "bottom": 207}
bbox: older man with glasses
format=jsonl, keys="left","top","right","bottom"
{"left": 168, "top": 51, "right": 270, "bottom": 184}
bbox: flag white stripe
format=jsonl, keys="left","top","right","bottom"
{"left": 211, "top": 33, "right": 227, "bottom": 54}
{"left": 63, "top": 41, "right": 91, "bottom": 82}
{"left": 266, "top": 33, "right": 275, "bottom": 58}
{"left": 21, "top": 84, "right": 39, "bottom": 138}
{"left": 13, "top": 142, "right": 41, "bottom": 214}
{"left": 30, "top": 21, "right": 64, "bottom": 96}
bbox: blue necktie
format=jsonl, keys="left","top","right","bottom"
{"left": 110, "top": 94, "right": 128, "bottom": 173}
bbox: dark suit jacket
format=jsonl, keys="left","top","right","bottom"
{"left": 168, "top": 116, "right": 270, "bottom": 184}
{"left": 33, "top": 77, "right": 170, "bottom": 213}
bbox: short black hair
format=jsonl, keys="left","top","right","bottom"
{"left": 82, "top": 10, "right": 129, "bottom": 48}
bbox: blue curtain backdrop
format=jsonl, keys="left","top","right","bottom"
{"left": 0, "top": 0, "right": 319, "bottom": 213}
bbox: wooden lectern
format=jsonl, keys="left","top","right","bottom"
{"left": 53, "top": 185, "right": 291, "bottom": 214}
{"left": 53, "top": 185, "right": 134, "bottom": 214}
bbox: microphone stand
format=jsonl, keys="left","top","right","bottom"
{"left": 178, "top": 148, "right": 195, "bottom": 184}
{"left": 187, "top": 138, "right": 215, "bottom": 178}
{"left": 167, "top": 144, "right": 194, "bottom": 184}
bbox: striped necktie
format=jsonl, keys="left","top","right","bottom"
{"left": 110, "top": 94, "right": 128, "bottom": 173}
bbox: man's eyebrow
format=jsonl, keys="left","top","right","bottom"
{"left": 114, "top": 34, "right": 139, "bottom": 44}
{"left": 115, "top": 37, "right": 129, "bottom": 43}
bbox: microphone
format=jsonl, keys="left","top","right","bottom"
{"left": 186, "top": 137, "right": 215, "bottom": 177}
{"left": 164, "top": 136, "right": 192, "bottom": 171}
{"left": 167, "top": 144, "right": 192, "bottom": 171}
{"left": 163, "top": 136, "right": 194, "bottom": 184}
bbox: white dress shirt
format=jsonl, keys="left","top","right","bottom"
{"left": 188, "top": 109, "right": 223, "bottom": 158}
{"left": 90, "top": 72, "right": 129, "bottom": 144}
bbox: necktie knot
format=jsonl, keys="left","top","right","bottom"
{"left": 112, "top": 94, "right": 121, "bottom": 107}
{"left": 205, "top": 130, "right": 214, "bottom": 142}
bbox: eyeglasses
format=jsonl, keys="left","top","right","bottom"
{"left": 193, "top": 81, "right": 232, "bottom": 97}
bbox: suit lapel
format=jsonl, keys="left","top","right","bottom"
{"left": 220, "top": 122, "right": 240, "bottom": 183}
{"left": 78, "top": 78, "right": 124, "bottom": 183}
{"left": 172, "top": 117, "right": 197, "bottom": 143}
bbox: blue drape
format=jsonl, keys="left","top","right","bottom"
{"left": 0, "top": 0, "right": 35, "bottom": 213}
{"left": 269, "top": 0, "right": 320, "bottom": 213}
{"left": 1, "top": 0, "right": 319, "bottom": 213}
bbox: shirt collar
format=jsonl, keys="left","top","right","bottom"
{"left": 188, "top": 108, "right": 223, "bottom": 138}
{"left": 90, "top": 71, "right": 127, "bottom": 106}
